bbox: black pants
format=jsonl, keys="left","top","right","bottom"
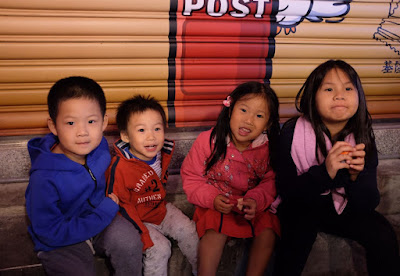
{"left": 274, "top": 196, "right": 400, "bottom": 276}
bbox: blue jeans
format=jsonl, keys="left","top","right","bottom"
{"left": 38, "top": 215, "right": 143, "bottom": 275}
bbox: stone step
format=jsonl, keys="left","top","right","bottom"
{"left": 0, "top": 124, "right": 399, "bottom": 275}
{"left": 376, "top": 159, "right": 400, "bottom": 216}
{"left": 3, "top": 159, "right": 399, "bottom": 220}
{"left": 1, "top": 124, "right": 400, "bottom": 185}
{"left": 0, "top": 127, "right": 206, "bottom": 185}
{"left": 1, "top": 159, "right": 399, "bottom": 275}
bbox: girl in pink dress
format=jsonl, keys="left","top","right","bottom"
{"left": 181, "top": 81, "right": 280, "bottom": 275}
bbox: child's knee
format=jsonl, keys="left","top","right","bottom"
{"left": 259, "top": 228, "right": 276, "bottom": 241}
{"left": 154, "top": 235, "right": 172, "bottom": 257}
{"left": 113, "top": 232, "right": 142, "bottom": 257}
{"left": 106, "top": 221, "right": 142, "bottom": 254}
{"left": 127, "top": 230, "right": 143, "bottom": 251}
{"left": 179, "top": 219, "right": 197, "bottom": 239}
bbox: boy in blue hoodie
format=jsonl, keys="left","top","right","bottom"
{"left": 25, "top": 76, "right": 143, "bottom": 275}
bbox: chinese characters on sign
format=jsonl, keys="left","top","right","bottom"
{"left": 382, "top": 61, "right": 400, "bottom": 73}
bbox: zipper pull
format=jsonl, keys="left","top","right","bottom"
{"left": 83, "top": 164, "right": 97, "bottom": 181}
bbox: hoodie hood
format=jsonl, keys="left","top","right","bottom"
{"left": 28, "top": 133, "right": 110, "bottom": 175}
{"left": 29, "top": 133, "right": 79, "bottom": 173}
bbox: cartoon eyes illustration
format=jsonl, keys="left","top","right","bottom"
{"left": 276, "top": 0, "right": 350, "bottom": 27}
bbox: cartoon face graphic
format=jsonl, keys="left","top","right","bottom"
{"left": 276, "top": 0, "right": 350, "bottom": 33}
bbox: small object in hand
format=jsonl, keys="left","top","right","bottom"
{"left": 237, "top": 198, "right": 244, "bottom": 211}
{"left": 340, "top": 151, "right": 351, "bottom": 163}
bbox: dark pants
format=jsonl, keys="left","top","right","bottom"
{"left": 274, "top": 196, "right": 400, "bottom": 276}
{"left": 37, "top": 215, "right": 143, "bottom": 276}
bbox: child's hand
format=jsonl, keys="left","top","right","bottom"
{"left": 325, "top": 141, "right": 354, "bottom": 179}
{"left": 214, "top": 195, "right": 234, "bottom": 214}
{"left": 347, "top": 143, "right": 366, "bottom": 181}
{"left": 242, "top": 198, "right": 257, "bottom": 220}
{"left": 108, "top": 193, "right": 120, "bottom": 205}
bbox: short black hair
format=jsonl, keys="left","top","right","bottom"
{"left": 47, "top": 76, "right": 106, "bottom": 122}
{"left": 116, "top": 95, "right": 167, "bottom": 132}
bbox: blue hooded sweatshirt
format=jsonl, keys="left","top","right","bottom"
{"left": 25, "top": 133, "right": 118, "bottom": 252}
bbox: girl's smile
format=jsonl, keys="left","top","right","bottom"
{"left": 238, "top": 127, "right": 251, "bottom": 136}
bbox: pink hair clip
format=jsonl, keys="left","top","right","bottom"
{"left": 223, "top": 96, "right": 232, "bottom": 107}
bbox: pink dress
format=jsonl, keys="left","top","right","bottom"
{"left": 181, "top": 129, "right": 280, "bottom": 238}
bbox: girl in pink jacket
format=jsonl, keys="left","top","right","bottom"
{"left": 181, "top": 81, "right": 280, "bottom": 275}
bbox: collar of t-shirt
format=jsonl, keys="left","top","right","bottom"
{"left": 123, "top": 146, "right": 157, "bottom": 165}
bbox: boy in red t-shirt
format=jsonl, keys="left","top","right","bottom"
{"left": 106, "top": 95, "right": 198, "bottom": 276}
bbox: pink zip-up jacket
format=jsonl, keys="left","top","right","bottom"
{"left": 181, "top": 129, "right": 276, "bottom": 212}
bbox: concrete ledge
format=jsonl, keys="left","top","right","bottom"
{"left": 304, "top": 233, "right": 367, "bottom": 276}
{"left": 1, "top": 124, "right": 399, "bottom": 184}
{"left": 0, "top": 124, "right": 399, "bottom": 275}
{"left": 1, "top": 159, "right": 399, "bottom": 275}
{"left": 373, "top": 122, "right": 400, "bottom": 159}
